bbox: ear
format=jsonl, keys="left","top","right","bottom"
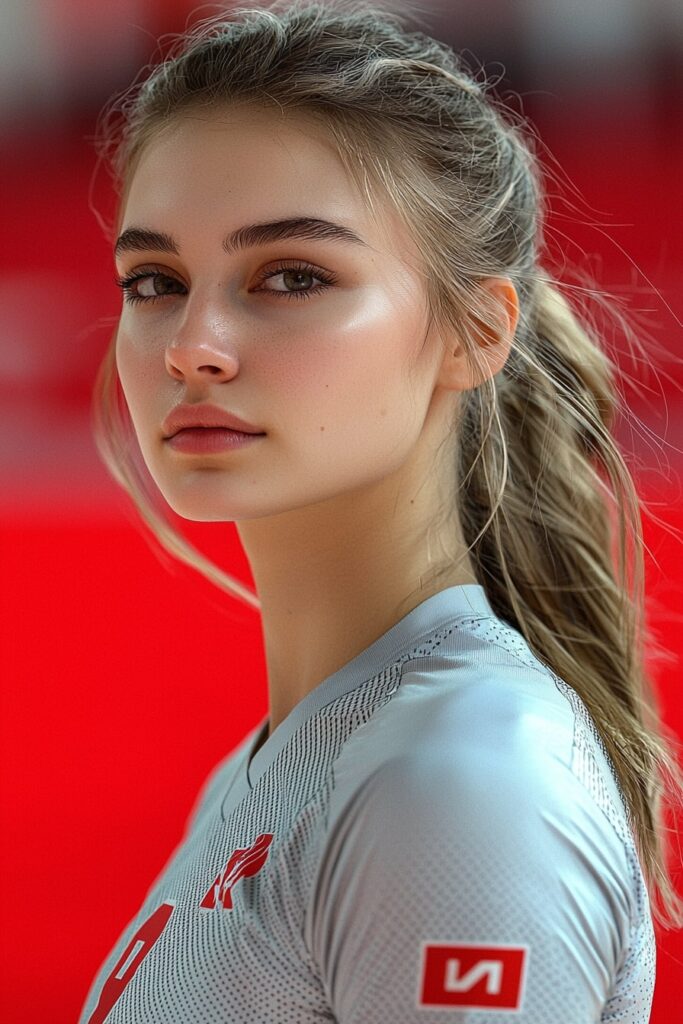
{"left": 437, "top": 277, "right": 520, "bottom": 392}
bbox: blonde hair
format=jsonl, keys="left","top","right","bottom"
{"left": 89, "top": 0, "right": 683, "bottom": 931}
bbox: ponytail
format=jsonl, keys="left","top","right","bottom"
{"left": 458, "top": 275, "right": 683, "bottom": 930}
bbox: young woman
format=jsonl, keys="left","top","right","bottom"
{"left": 80, "top": 2, "right": 683, "bottom": 1020}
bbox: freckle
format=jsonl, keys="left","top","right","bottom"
{"left": 320, "top": 425, "right": 325, "bottom": 431}
{"left": 380, "top": 408, "right": 387, "bottom": 416}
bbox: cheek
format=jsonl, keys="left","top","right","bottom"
{"left": 115, "top": 330, "right": 160, "bottom": 435}
{"left": 277, "top": 306, "right": 421, "bottom": 452}
{"left": 116, "top": 328, "right": 158, "bottom": 390}
{"left": 116, "top": 328, "right": 139, "bottom": 388}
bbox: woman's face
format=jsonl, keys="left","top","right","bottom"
{"left": 114, "top": 106, "right": 451, "bottom": 522}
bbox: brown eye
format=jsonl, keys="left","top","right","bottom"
{"left": 136, "top": 274, "right": 183, "bottom": 298}
{"left": 115, "top": 271, "right": 185, "bottom": 305}
{"left": 255, "top": 261, "right": 337, "bottom": 302}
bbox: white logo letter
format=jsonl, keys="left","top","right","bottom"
{"left": 444, "top": 959, "right": 503, "bottom": 995}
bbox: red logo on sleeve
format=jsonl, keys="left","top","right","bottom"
{"left": 199, "top": 832, "right": 274, "bottom": 910}
{"left": 418, "top": 943, "right": 528, "bottom": 1010}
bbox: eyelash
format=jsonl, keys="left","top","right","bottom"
{"left": 114, "top": 261, "right": 338, "bottom": 306}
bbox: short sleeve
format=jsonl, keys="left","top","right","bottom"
{"left": 306, "top": 742, "right": 633, "bottom": 1023}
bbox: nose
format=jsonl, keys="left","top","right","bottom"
{"left": 165, "top": 348, "right": 236, "bottom": 381}
{"left": 164, "top": 291, "right": 241, "bottom": 382}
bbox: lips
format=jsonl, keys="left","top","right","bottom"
{"left": 162, "top": 402, "right": 265, "bottom": 438}
{"left": 165, "top": 426, "right": 266, "bottom": 453}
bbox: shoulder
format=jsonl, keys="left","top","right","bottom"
{"left": 329, "top": 656, "right": 579, "bottom": 819}
{"left": 307, "top": 663, "right": 638, "bottom": 1018}
{"left": 322, "top": 657, "right": 636, "bottom": 929}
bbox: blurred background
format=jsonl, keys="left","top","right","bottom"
{"left": 1, "top": 1, "right": 682, "bottom": 1020}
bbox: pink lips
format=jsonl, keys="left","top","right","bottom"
{"left": 162, "top": 402, "right": 265, "bottom": 438}
{"left": 165, "top": 427, "right": 266, "bottom": 453}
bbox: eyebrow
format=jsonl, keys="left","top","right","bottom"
{"left": 114, "top": 216, "right": 368, "bottom": 258}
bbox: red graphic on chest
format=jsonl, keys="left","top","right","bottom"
{"left": 86, "top": 902, "right": 175, "bottom": 1024}
{"left": 418, "top": 942, "right": 528, "bottom": 1010}
{"left": 200, "top": 832, "right": 275, "bottom": 909}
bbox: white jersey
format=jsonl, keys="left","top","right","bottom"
{"left": 78, "top": 584, "right": 655, "bottom": 1022}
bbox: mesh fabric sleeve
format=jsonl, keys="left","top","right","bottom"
{"left": 306, "top": 739, "right": 635, "bottom": 1023}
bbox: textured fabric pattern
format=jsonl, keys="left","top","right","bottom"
{"left": 77, "top": 584, "right": 655, "bottom": 1023}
